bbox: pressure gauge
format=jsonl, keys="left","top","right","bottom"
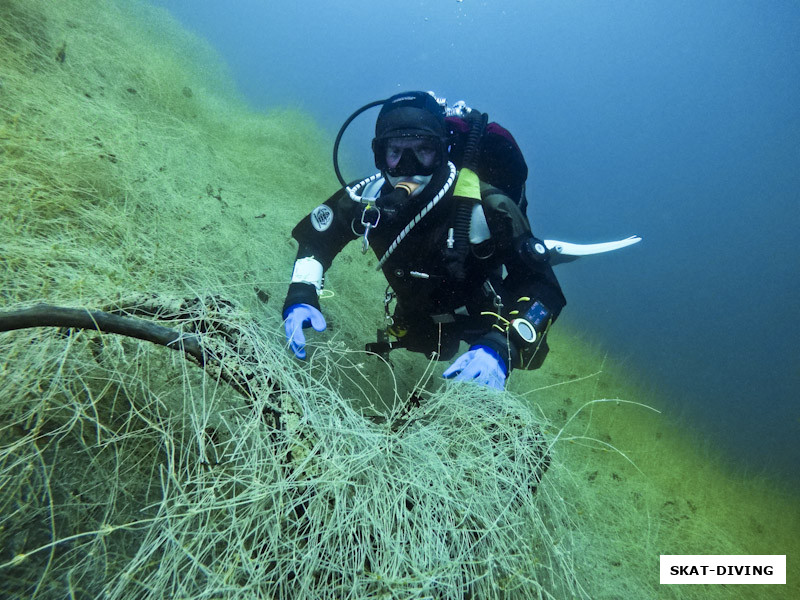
{"left": 510, "top": 318, "right": 537, "bottom": 345}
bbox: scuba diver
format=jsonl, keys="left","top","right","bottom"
{"left": 282, "top": 90, "right": 571, "bottom": 390}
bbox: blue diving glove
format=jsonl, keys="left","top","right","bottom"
{"left": 442, "top": 346, "right": 508, "bottom": 390}
{"left": 283, "top": 303, "right": 326, "bottom": 359}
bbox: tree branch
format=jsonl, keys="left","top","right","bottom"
{"left": 0, "top": 303, "right": 282, "bottom": 427}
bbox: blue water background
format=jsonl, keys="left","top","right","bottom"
{"left": 150, "top": 0, "right": 799, "bottom": 488}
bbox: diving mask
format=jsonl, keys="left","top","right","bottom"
{"left": 373, "top": 135, "right": 444, "bottom": 177}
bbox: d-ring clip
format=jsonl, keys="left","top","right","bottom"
{"left": 360, "top": 204, "right": 381, "bottom": 254}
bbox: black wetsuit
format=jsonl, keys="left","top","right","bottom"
{"left": 282, "top": 163, "right": 566, "bottom": 371}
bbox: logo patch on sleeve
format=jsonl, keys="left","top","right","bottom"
{"left": 310, "top": 205, "right": 334, "bottom": 232}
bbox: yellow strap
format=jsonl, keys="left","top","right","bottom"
{"left": 453, "top": 168, "right": 481, "bottom": 200}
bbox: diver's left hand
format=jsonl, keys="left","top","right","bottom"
{"left": 443, "top": 346, "right": 507, "bottom": 390}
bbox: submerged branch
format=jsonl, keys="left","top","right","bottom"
{"left": 0, "top": 303, "right": 204, "bottom": 357}
{"left": 0, "top": 302, "right": 282, "bottom": 426}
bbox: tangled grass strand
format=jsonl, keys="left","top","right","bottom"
{"left": 0, "top": 303, "right": 582, "bottom": 599}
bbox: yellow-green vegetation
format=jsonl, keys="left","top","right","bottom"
{"left": 518, "top": 332, "right": 799, "bottom": 598}
{"left": 0, "top": 0, "right": 796, "bottom": 598}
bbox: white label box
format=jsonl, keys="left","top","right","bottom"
{"left": 660, "top": 555, "right": 786, "bottom": 584}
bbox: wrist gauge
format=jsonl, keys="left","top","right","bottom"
{"left": 510, "top": 318, "right": 537, "bottom": 345}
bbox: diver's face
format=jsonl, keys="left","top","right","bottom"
{"left": 384, "top": 137, "right": 439, "bottom": 171}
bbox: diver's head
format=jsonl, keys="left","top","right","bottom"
{"left": 372, "top": 91, "right": 448, "bottom": 178}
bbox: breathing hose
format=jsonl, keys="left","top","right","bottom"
{"left": 448, "top": 110, "right": 488, "bottom": 281}
{"left": 333, "top": 99, "right": 387, "bottom": 187}
{"left": 462, "top": 111, "right": 488, "bottom": 171}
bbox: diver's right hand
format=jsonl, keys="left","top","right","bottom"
{"left": 283, "top": 304, "right": 326, "bottom": 359}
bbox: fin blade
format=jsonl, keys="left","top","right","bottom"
{"left": 544, "top": 235, "right": 642, "bottom": 265}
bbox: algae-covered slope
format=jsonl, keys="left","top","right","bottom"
{"left": 0, "top": 1, "right": 797, "bottom": 599}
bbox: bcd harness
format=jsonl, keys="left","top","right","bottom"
{"left": 351, "top": 166, "right": 551, "bottom": 368}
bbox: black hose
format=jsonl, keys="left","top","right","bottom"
{"left": 448, "top": 111, "right": 488, "bottom": 280}
{"left": 462, "top": 111, "right": 488, "bottom": 171}
{"left": 333, "top": 99, "right": 387, "bottom": 187}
